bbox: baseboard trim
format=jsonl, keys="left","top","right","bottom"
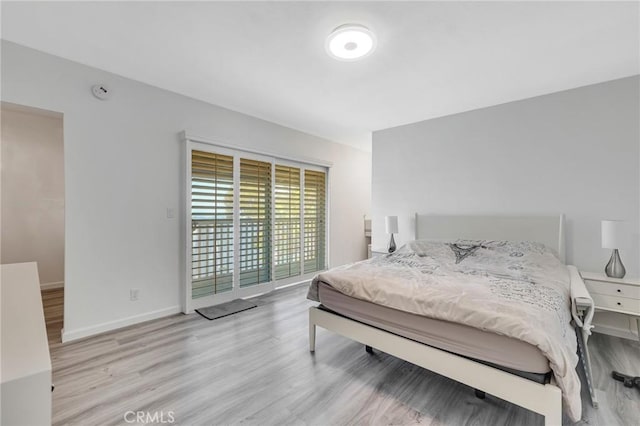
{"left": 275, "top": 278, "right": 312, "bottom": 291}
{"left": 61, "top": 305, "right": 181, "bottom": 343}
{"left": 41, "top": 281, "right": 64, "bottom": 290}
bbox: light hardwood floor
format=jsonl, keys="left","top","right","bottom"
{"left": 42, "top": 287, "right": 64, "bottom": 345}
{"left": 47, "top": 284, "right": 639, "bottom": 426}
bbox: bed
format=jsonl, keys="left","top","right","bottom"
{"left": 307, "top": 214, "right": 594, "bottom": 426}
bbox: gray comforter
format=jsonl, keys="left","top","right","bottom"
{"left": 307, "top": 240, "right": 581, "bottom": 421}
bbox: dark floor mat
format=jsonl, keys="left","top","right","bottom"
{"left": 195, "top": 299, "right": 257, "bottom": 320}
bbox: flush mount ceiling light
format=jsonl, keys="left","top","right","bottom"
{"left": 326, "top": 24, "right": 376, "bottom": 61}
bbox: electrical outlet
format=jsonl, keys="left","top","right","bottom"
{"left": 130, "top": 288, "right": 140, "bottom": 301}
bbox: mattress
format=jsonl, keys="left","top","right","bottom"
{"left": 317, "top": 282, "right": 551, "bottom": 379}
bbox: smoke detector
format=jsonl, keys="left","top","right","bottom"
{"left": 91, "top": 84, "right": 111, "bottom": 100}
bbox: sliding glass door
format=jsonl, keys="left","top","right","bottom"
{"left": 191, "top": 150, "right": 234, "bottom": 298}
{"left": 185, "top": 140, "right": 328, "bottom": 312}
{"left": 304, "top": 170, "right": 327, "bottom": 273}
{"left": 239, "top": 158, "right": 272, "bottom": 288}
{"left": 274, "top": 165, "right": 301, "bottom": 280}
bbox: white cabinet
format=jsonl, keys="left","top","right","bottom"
{"left": 581, "top": 271, "right": 640, "bottom": 341}
{"left": 1, "top": 262, "right": 52, "bottom": 426}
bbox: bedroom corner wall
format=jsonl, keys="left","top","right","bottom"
{"left": 1, "top": 41, "right": 371, "bottom": 341}
{"left": 372, "top": 76, "right": 639, "bottom": 337}
{"left": 372, "top": 76, "right": 639, "bottom": 276}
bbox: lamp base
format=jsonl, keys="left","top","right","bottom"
{"left": 605, "top": 249, "right": 626, "bottom": 279}
{"left": 388, "top": 234, "right": 396, "bottom": 253}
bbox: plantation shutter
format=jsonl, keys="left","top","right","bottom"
{"left": 239, "top": 158, "right": 272, "bottom": 287}
{"left": 274, "top": 165, "right": 301, "bottom": 280}
{"left": 191, "top": 150, "right": 234, "bottom": 298}
{"left": 304, "top": 170, "right": 326, "bottom": 273}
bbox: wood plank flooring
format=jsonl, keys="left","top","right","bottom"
{"left": 47, "top": 284, "right": 639, "bottom": 426}
{"left": 42, "top": 287, "right": 64, "bottom": 344}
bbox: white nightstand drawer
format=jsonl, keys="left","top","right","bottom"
{"left": 585, "top": 279, "right": 640, "bottom": 299}
{"left": 592, "top": 293, "right": 640, "bottom": 316}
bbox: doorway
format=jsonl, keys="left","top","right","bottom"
{"left": 1, "top": 103, "right": 65, "bottom": 344}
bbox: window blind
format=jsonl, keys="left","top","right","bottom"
{"left": 304, "top": 170, "right": 326, "bottom": 273}
{"left": 239, "top": 158, "right": 272, "bottom": 287}
{"left": 274, "top": 165, "right": 301, "bottom": 280}
{"left": 191, "top": 150, "right": 234, "bottom": 298}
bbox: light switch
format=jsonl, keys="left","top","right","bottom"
{"left": 166, "top": 208, "right": 176, "bottom": 219}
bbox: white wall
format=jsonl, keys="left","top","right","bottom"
{"left": 372, "top": 76, "right": 639, "bottom": 276}
{"left": 1, "top": 41, "right": 371, "bottom": 341}
{"left": 372, "top": 76, "right": 639, "bottom": 338}
{"left": 1, "top": 106, "right": 65, "bottom": 287}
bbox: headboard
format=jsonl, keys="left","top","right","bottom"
{"left": 414, "top": 214, "right": 566, "bottom": 263}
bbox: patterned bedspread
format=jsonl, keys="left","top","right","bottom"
{"left": 307, "top": 240, "right": 581, "bottom": 421}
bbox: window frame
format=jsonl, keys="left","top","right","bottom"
{"left": 183, "top": 134, "right": 330, "bottom": 313}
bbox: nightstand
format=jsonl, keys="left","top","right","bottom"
{"left": 371, "top": 248, "right": 389, "bottom": 258}
{"left": 580, "top": 271, "right": 640, "bottom": 342}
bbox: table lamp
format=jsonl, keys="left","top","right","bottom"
{"left": 602, "top": 220, "right": 626, "bottom": 279}
{"left": 385, "top": 216, "right": 398, "bottom": 253}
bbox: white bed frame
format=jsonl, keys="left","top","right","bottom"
{"left": 309, "top": 214, "right": 582, "bottom": 426}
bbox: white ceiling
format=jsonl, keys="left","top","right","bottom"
{"left": 2, "top": 1, "right": 639, "bottom": 151}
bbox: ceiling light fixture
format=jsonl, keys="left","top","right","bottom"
{"left": 326, "top": 24, "right": 376, "bottom": 61}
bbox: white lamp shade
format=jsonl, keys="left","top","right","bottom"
{"left": 601, "top": 220, "right": 626, "bottom": 249}
{"left": 385, "top": 216, "right": 399, "bottom": 234}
